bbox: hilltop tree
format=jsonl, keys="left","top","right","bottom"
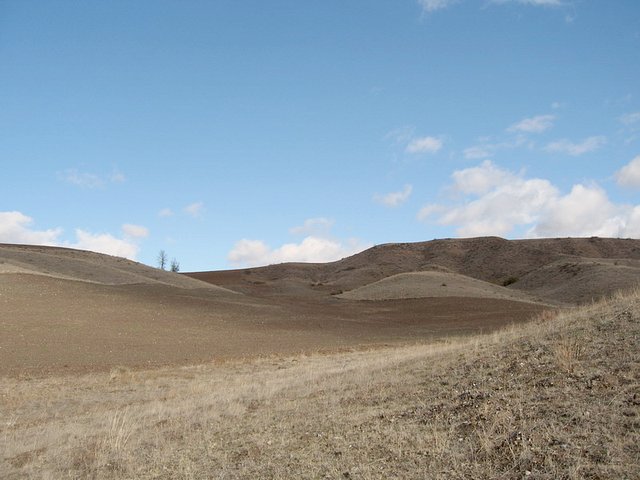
{"left": 157, "top": 250, "right": 168, "bottom": 270}
{"left": 170, "top": 258, "right": 180, "bottom": 273}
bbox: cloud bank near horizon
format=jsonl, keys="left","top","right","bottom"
{"left": 0, "top": 211, "right": 147, "bottom": 260}
{"left": 227, "top": 218, "right": 371, "bottom": 267}
{"left": 418, "top": 160, "right": 640, "bottom": 239}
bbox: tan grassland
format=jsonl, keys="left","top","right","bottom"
{"left": 2, "top": 288, "right": 638, "bottom": 479}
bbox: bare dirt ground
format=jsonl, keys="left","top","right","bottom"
{"left": 2, "top": 237, "right": 640, "bottom": 377}
{"left": 0, "top": 273, "right": 541, "bottom": 377}
{"left": 337, "top": 270, "right": 549, "bottom": 304}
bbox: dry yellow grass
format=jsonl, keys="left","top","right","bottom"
{"left": 1, "top": 289, "right": 639, "bottom": 479}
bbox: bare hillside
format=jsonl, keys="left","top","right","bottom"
{"left": 3, "top": 237, "right": 639, "bottom": 376}
{"left": 0, "top": 244, "right": 543, "bottom": 376}
{"left": 0, "top": 243, "right": 234, "bottom": 291}
{"left": 189, "top": 237, "right": 640, "bottom": 304}
{"left": 338, "top": 271, "right": 550, "bottom": 304}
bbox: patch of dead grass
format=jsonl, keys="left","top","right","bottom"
{"left": 1, "top": 288, "right": 639, "bottom": 479}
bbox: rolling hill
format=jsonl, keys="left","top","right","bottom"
{"left": 188, "top": 236, "right": 640, "bottom": 304}
{"left": 2, "top": 236, "right": 639, "bottom": 376}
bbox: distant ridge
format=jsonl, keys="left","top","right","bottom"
{"left": 188, "top": 237, "right": 640, "bottom": 304}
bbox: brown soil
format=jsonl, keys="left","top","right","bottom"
{"left": 0, "top": 273, "right": 540, "bottom": 377}
{"left": 2, "top": 236, "right": 639, "bottom": 377}
{"left": 337, "top": 271, "right": 547, "bottom": 304}
{"left": 188, "top": 236, "right": 640, "bottom": 303}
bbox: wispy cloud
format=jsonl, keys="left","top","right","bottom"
{"left": 110, "top": 171, "right": 126, "bottom": 183}
{"left": 463, "top": 136, "right": 528, "bottom": 159}
{"left": 158, "top": 208, "right": 174, "bottom": 218}
{"left": 620, "top": 112, "right": 640, "bottom": 126}
{"left": 59, "top": 170, "right": 104, "bottom": 189}
{"left": 405, "top": 136, "right": 443, "bottom": 154}
{"left": 385, "top": 126, "right": 415, "bottom": 145}
{"left": 545, "top": 136, "right": 606, "bottom": 156}
{"left": 374, "top": 184, "right": 413, "bottom": 207}
{"left": 418, "top": 0, "right": 458, "bottom": 13}
{"left": 507, "top": 114, "right": 555, "bottom": 134}
{"left": 59, "top": 168, "right": 125, "bottom": 189}
{"left": 463, "top": 145, "right": 494, "bottom": 160}
{"left": 289, "top": 217, "right": 335, "bottom": 236}
{"left": 184, "top": 202, "right": 204, "bottom": 218}
{"left": 122, "top": 223, "right": 149, "bottom": 239}
{"left": 421, "top": 0, "right": 565, "bottom": 14}
{"left": 491, "top": 0, "right": 563, "bottom": 6}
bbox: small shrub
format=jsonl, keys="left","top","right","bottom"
{"left": 502, "top": 276, "right": 519, "bottom": 287}
{"left": 554, "top": 337, "right": 585, "bottom": 374}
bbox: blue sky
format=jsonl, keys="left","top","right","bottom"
{"left": 2, "top": 0, "right": 640, "bottom": 271}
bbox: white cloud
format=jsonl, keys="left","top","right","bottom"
{"left": 227, "top": 239, "right": 271, "bottom": 267}
{"left": 122, "top": 223, "right": 149, "bottom": 239}
{"left": 418, "top": 161, "right": 640, "bottom": 238}
{"left": 405, "top": 136, "right": 443, "bottom": 154}
{"left": 374, "top": 184, "right": 413, "bottom": 207}
{"left": 0, "top": 211, "right": 145, "bottom": 260}
{"left": 0, "top": 211, "right": 62, "bottom": 245}
{"left": 620, "top": 112, "right": 640, "bottom": 126}
{"left": 68, "top": 229, "right": 140, "bottom": 260}
{"left": 507, "top": 114, "right": 555, "bottom": 134}
{"left": 158, "top": 208, "right": 174, "bottom": 218}
{"left": 290, "top": 217, "right": 335, "bottom": 236}
{"left": 615, "top": 155, "right": 640, "bottom": 189}
{"left": 530, "top": 184, "right": 625, "bottom": 238}
{"left": 418, "top": 0, "right": 458, "bottom": 12}
{"left": 228, "top": 236, "right": 370, "bottom": 267}
{"left": 545, "top": 136, "right": 606, "bottom": 156}
{"left": 184, "top": 202, "right": 204, "bottom": 218}
{"left": 228, "top": 220, "right": 371, "bottom": 267}
{"left": 438, "top": 177, "right": 558, "bottom": 237}
{"left": 450, "top": 160, "right": 519, "bottom": 195}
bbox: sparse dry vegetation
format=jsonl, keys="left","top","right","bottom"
{"left": 2, "top": 288, "right": 638, "bottom": 479}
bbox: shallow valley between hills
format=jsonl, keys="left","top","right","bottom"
{"left": 1, "top": 237, "right": 639, "bottom": 478}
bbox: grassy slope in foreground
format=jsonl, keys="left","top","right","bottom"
{"left": 1, "top": 290, "right": 639, "bottom": 479}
